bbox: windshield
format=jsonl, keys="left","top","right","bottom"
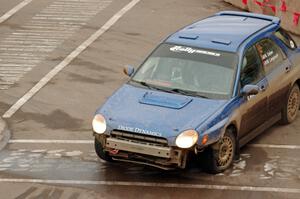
{"left": 131, "top": 44, "right": 238, "bottom": 99}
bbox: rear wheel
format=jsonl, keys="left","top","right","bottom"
{"left": 202, "top": 129, "right": 236, "bottom": 174}
{"left": 281, "top": 84, "right": 300, "bottom": 124}
{"left": 94, "top": 137, "right": 113, "bottom": 162}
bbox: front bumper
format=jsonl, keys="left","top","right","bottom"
{"left": 106, "top": 137, "right": 172, "bottom": 158}
{"left": 95, "top": 133, "right": 188, "bottom": 169}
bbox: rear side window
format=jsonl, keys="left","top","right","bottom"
{"left": 275, "top": 28, "right": 297, "bottom": 50}
{"left": 255, "top": 39, "right": 284, "bottom": 73}
{"left": 240, "top": 46, "right": 265, "bottom": 87}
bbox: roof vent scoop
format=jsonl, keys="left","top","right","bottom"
{"left": 178, "top": 34, "right": 199, "bottom": 40}
{"left": 211, "top": 39, "right": 232, "bottom": 45}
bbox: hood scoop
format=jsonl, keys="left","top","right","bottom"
{"left": 139, "top": 92, "right": 192, "bottom": 109}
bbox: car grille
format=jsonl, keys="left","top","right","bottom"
{"left": 110, "top": 130, "right": 168, "bottom": 147}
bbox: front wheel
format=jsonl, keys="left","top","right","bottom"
{"left": 94, "top": 137, "right": 113, "bottom": 162}
{"left": 202, "top": 129, "right": 236, "bottom": 174}
{"left": 281, "top": 84, "right": 300, "bottom": 124}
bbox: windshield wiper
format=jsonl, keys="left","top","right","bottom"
{"left": 130, "top": 80, "right": 208, "bottom": 98}
{"left": 170, "top": 88, "right": 208, "bottom": 98}
{"left": 131, "top": 80, "right": 172, "bottom": 93}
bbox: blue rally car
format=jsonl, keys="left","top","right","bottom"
{"left": 92, "top": 11, "right": 300, "bottom": 173}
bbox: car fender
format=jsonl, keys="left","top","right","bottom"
{"left": 196, "top": 97, "right": 243, "bottom": 148}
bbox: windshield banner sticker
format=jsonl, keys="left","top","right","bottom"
{"left": 117, "top": 125, "right": 162, "bottom": 137}
{"left": 170, "top": 46, "right": 221, "bottom": 57}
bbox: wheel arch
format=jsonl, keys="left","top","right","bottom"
{"left": 293, "top": 79, "right": 300, "bottom": 109}
{"left": 225, "top": 123, "right": 238, "bottom": 138}
{"left": 225, "top": 122, "right": 240, "bottom": 159}
{"left": 295, "top": 79, "right": 300, "bottom": 90}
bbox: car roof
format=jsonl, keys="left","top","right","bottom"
{"left": 165, "top": 11, "right": 280, "bottom": 53}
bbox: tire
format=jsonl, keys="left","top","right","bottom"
{"left": 202, "top": 128, "right": 236, "bottom": 174}
{"left": 94, "top": 137, "right": 113, "bottom": 162}
{"left": 281, "top": 84, "right": 300, "bottom": 124}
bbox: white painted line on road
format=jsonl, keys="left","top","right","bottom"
{"left": 0, "top": 86, "right": 10, "bottom": 90}
{"left": 8, "top": 139, "right": 93, "bottom": 144}
{"left": 0, "top": 63, "right": 35, "bottom": 67}
{"left": 2, "top": 0, "right": 141, "bottom": 118}
{"left": 32, "top": 17, "right": 89, "bottom": 21}
{"left": 0, "top": 0, "right": 33, "bottom": 24}
{"left": 0, "top": 44, "right": 57, "bottom": 48}
{"left": 249, "top": 144, "right": 300, "bottom": 150}
{"left": 0, "top": 178, "right": 299, "bottom": 194}
{"left": 4, "top": 38, "right": 61, "bottom": 42}
{"left": 11, "top": 33, "right": 69, "bottom": 38}
{"left": 7, "top": 139, "right": 300, "bottom": 150}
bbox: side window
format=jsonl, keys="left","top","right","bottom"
{"left": 240, "top": 46, "right": 265, "bottom": 87}
{"left": 274, "top": 28, "right": 297, "bottom": 50}
{"left": 255, "top": 39, "right": 284, "bottom": 73}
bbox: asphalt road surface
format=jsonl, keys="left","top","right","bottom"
{"left": 0, "top": 0, "right": 299, "bottom": 198}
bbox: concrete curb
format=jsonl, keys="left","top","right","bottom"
{"left": 0, "top": 118, "right": 10, "bottom": 150}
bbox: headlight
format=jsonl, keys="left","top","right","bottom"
{"left": 175, "top": 130, "right": 198, "bottom": 149}
{"left": 92, "top": 114, "right": 107, "bottom": 134}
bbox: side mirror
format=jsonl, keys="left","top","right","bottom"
{"left": 241, "top": 84, "right": 259, "bottom": 96}
{"left": 123, "top": 65, "right": 135, "bottom": 77}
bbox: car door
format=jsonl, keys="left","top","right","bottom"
{"left": 255, "top": 38, "right": 292, "bottom": 117}
{"left": 239, "top": 45, "right": 269, "bottom": 138}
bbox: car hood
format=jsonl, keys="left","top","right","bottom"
{"left": 98, "top": 84, "right": 227, "bottom": 138}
